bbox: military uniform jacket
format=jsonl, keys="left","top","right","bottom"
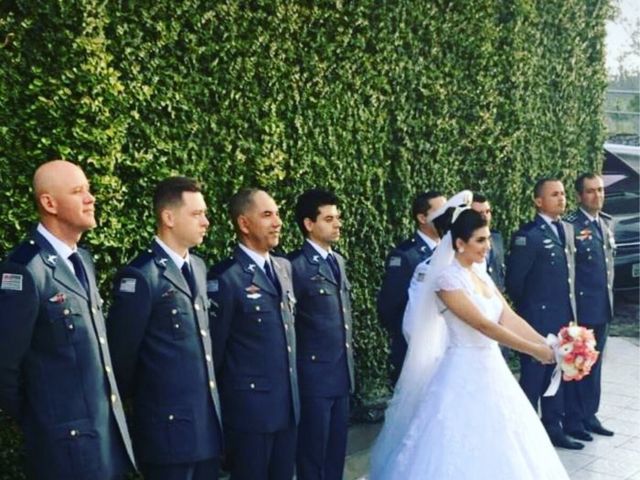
{"left": 208, "top": 246, "right": 300, "bottom": 433}
{"left": 566, "top": 209, "right": 615, "bottom": 325}
{"left": 107, "top": 240, "right": 222, "bottom": 465}
{"left": 487, "top": 230, "right": 506, "bottom": 292}
{"left": 377, "top": 234, "right": 434, "bottom": 334}
{"left": 0, "top": 231, "right": 135, "bottom": 480}
{"left": 288, "top": 242, "right": 354, "bottom": 398}
{"left": 506, "top": 215, "right": 577, "bottom": 335}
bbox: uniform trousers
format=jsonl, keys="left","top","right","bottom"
{"left": 141, "top": 458, "right": 219, "bottom": 480}
{"left": 296, "top": 395, "right": 349, "bottom": 480}
{"left": 519, "top": 355, "right": 565, "bottom": 435}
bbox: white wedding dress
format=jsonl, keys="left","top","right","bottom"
{"left": 370, "top": 260, "right": 569, "bottom": 480}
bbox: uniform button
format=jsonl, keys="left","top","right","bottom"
{"left": 289, "top": 367, "right": 293, "bottom": 373}
{"left": 568, "top": 278, "right": 572, "bottom": 284}
{"left": 488, "top": 267, "right": 493, "bottom": 273}
{"left": 105, "top": 365, "right": 112, "bottom": 373}
{"left": 67, "top": 324, "right": 74, "bottom": 330}
{"left": 200, "top": 329, "right": 208, "bottom": 337}
{"left": 111, "top": 394, "right": 117, "bottom": 404}
{"left": 206, "top": 354, "right": 212, "bottom": 362}
{"left": 29, "top": 240, "right": 35, "bottom": 245}
{"left": 171, "top": 309, "right": 178, "bottom": 315}
{"left": 541, "top": 305, "right": 546, "bottom": 310}
{"left": 257, "top": 318, "right": 262, "bottom": 323}
{"left": 250, "top": 383, "right": 255, "bottom": 389}
{"left": 209, "top": 380, "right": 216, "bottom": 389}
{"left": 168, "top": 415, "right": 174, "bottom": 421}
{"left": 569, "top": 293, "right": 573, "bottom": 298}
{"left": 174, "top": 323, "right": 180, "bottom": 329}
{"left": 255, "top": 306, "right": 261, "bottom": 311}
{"left": 99, "top": 336, "right": 106, "bottom": 345}
{"left": 194, "top": 304, "right": 200, "bottom": 311}
{"left": 287, "top": 346, "right": 292, "bottom": 353}
{"left": 586, "top": 248, "right": 591, "bottom": 252}
{"left": 346, "top": 343, "right": 350, "bottom": 349}
{"left": 551, "top": 253, "right": 555, "bottom": 257}
{"left": 63, "top": 309, "right": 70, "bottom": 316}
{"left": 311, "top": 355, "right": 316, "bottom": 361}
{"left": 91, "top": 307, "right": 97, "bottom": 313}
{"left": 284, "top": 324, "right": 288, "bottom": 331}
{"left": 580, "top": 291, "right": 584, "bottom": 296}
{"left": 70, "top": 429, "right": 78, "bottom": 437}
{"left": 565, "top": 249, "right": 569, "bottom": 255}
{"left": 345, "top": 325, "right": 349, "bottom": 330}
{"left": 319, "top": 289, "right": 325, "bottom": 294}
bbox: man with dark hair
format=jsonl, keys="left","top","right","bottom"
{"left": 107, "top": 176, "right": 223, "bottom": 480}
{"left": 472, "top": 192, "right": 506, "bottom": 291}
{"left": 0, "top": 160, "right": 135, "bottom": 479}
{"left": 377, "top": 190, "right": 446, "bottom": 384}
{"left": 288, "top": 189, "right": 354, "bottom": 480}
{"left": 563, "top": 173, "right": 615, "bottom": 439}
{"left": 208, "top": 188, "right": 299, "bottom": 480}
{"left": 506, "top": 178, "right": 580, "bottom": 449}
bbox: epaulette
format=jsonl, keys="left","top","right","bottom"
{"left": 130, "top": 250, "right": 155, "bottom": 269}
{"left": 564, "top": 212, "right": 578, "bottom": 222}
{"left": 287, "top": 249, "right": 304, "bottom": 261}
{"left": 209, "top": 257, "right": 235, "bottom": 276}
{"left": 519, "top": 220, "right": 537, "bottom": 233}
{"left": 6, "top": 239, "right": 40, "bottom": 265}
{"left": 396, "top": 237, "right": 416, "bottom": 252}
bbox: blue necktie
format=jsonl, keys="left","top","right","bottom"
{"left": 181, "top": 262, "right": 197, "bottom": 296}
{"left": 552, "top": 220, "right": 565, "bottom": 247}
{"left": 592, "top": 219, "right": 603, "bottom": 239}
{"left": 68, "top": 252, "right": 89, "bottom": 293}
{"left": 327, "top": 253, "right": 341, "bottom": 285}
{"left": 264, "top": 261, "right": 281, "bottom": 295}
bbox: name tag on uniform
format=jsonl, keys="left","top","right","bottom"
{"left": 119, "top": 277, "right": 137, "bottom": 293}
{"left": 389, "top": 256, "right": 402, "bottom": 267}
{"left": 1, "top": 273, "right": 23, "bottom": 291}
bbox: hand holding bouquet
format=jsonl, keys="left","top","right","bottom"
{"left": 543, "top": 323, "right": 600, "bottom": 397}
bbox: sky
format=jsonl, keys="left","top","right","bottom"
{"left": 605, "top": 0, "right": 640, "bottom": 75}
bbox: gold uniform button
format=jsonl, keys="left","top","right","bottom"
{"left": 171, "top": 309, "right": 178, "bottom": 315}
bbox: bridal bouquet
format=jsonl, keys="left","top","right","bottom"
{"left": 556, "top": 323, "right": 599, "bottom": 381}
{"left": 543, "top": 323, "right": 599, "bottom": 396}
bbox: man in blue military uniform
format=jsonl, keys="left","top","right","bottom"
{"left": 472, "top": 192, "right": 506, "bottom": 291}
{"left": 564, "top": 173, "right": 616, "bottom": 440}
{"left": 377, "top": 191, "right": 446, "bottom": 384}
{"left": 506, "top": 178, "right": 580, "bottom": 449}
{"left": 208, "top": 188, "right": 299, "bottom": 480}
{"left": 288, "top": 189, "right": 354, "bottom": 480}
{"left": 107, "top": 177, "right": 223, "bottom": 480}
{"left": 0, "top": 160, "right": 135, "bottom": 479}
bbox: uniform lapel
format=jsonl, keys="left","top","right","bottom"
{"left": 302, "top": 241, "right": 336, "bottom": 285}
{"left": 35, "top": 231, "right": 88, "bottom": 300}
{"left": 414, "top": 233, "right": 432, "bottom": 259}
{"left": 234, "top": 246, "right": 277, "bottom": 296}
{"left": 152, "top": 241, "right": 192, "bottom": 298}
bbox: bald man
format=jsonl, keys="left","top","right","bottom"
{"left": 0, "top": 160, "right": 136, "bottom": 479}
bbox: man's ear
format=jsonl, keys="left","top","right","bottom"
{"left": 38, "top": 193, "right": 57, "bottom": 215}
{"left": 237, "top": 214, "right": 251, "bottom": 236}
{"left": 303, "top": 217, "right": 315, "bottom": 235}
{"left": 416, "top": 213, "right": 428, "bottom": 226}
{"left": 161, "top": 208, "right": 175, "bottom": 228}
{"left": 534, "top": 197, "right": 543, "bottom": 209}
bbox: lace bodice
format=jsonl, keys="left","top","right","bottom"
{"left": 435, "top": 260, "right": 503, "bottom": 347}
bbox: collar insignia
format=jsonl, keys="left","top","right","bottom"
{"left": 46, "top": 254, "right": 57, "bottom": 264}
{"left": 247, "top": 263, "right": 256, "bottom": 272}
{"left": 312, "top": 255, "right": 320, "bottom": 263}
{"left": 158, "top": 258, "right": 168, "bottom": 266}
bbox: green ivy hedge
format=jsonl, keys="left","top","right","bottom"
{"left": 0, "top": 1, "right": 608, "bottom": 476}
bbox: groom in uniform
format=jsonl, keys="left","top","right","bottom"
{"left": 506, "top": 178, "right": 581, "bottom": 449}
{"left": 208, "top": 188, "right": 299, "bottom": 480}
{"left": 107, "top": 177, "right": 223, "bottom": 479}
{"left": 289, "top": 189, "right": 354, "bottom": 480}
{"left": 377, "top": 191, "right": 446, "bottom": 384}
{"left": 564, "top": 173, "right": 615, "bottom": 439}
{"left": 0, "top": 160, "right": 135, "bottom": 479}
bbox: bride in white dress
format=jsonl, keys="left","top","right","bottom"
{"left": 370, "top": 202, "right": 570, "bottom": 479}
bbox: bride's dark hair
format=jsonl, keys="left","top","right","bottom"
{"left": 450, "top": 209, "right": 487, "bottom": 250}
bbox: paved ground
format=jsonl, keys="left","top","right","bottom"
{"left": 345, "top": 335, "right": 640, "bottom": 480}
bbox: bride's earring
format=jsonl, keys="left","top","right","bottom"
{"left": 459, "top": 247, "right": 465, "bottom": 253}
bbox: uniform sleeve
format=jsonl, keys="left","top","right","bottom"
{"left": 505, "top": 231, "right": 536, "bottom": 306}
{"left": 376, "top": 249, "right": 412, "bottom": 330}
{"left": 0, "top": 263, "right": 38, "bottom": 418}
{"left": 106, "top": 268, "right": 152, "bottom": 398}
{"left": 207, "top": 272, "right": 233, "bottom": 374}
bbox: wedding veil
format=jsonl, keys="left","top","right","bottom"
{"left": 370, "top": 191, "right": 472, "bottom": 479}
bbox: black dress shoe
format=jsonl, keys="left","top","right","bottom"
{"left": 585, "top": 423, "right": 614, "bottom": 436}
{"left": 565, "top": 430, "right": 594, "bottom": 441}
{"left": 549, "top": 433, "right": 585, "bottom": 450}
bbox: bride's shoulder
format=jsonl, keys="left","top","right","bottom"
{"left": 435, "top": 263, "right": 467, "bottom": 291}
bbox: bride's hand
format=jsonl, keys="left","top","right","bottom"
{"left": 531, "top": 343, "right": 555, "bottom": 364}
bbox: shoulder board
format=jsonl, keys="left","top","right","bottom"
{"left": 519, "top": 221, "right": 537, "bottom": 233}
{"left": 564, "top": 212, "right": 578, "bottom": 222}
{"left": 287, "top": 249, "right": 304, "bottom": 261}
{"left": 129, "top": 250, "right": 155, "bottom": 269}
{"left": 6, "top": 240, "right": 40, "bottom": 265}
{"left": 209, "top": 257, "right": 235, "bottom": 276}
{"left": 395, "top": 237, "right": 416, "bottom": 252}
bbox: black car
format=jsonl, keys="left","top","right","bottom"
{"left": 602, "top": 143, "right": 640, "bottom": 293}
